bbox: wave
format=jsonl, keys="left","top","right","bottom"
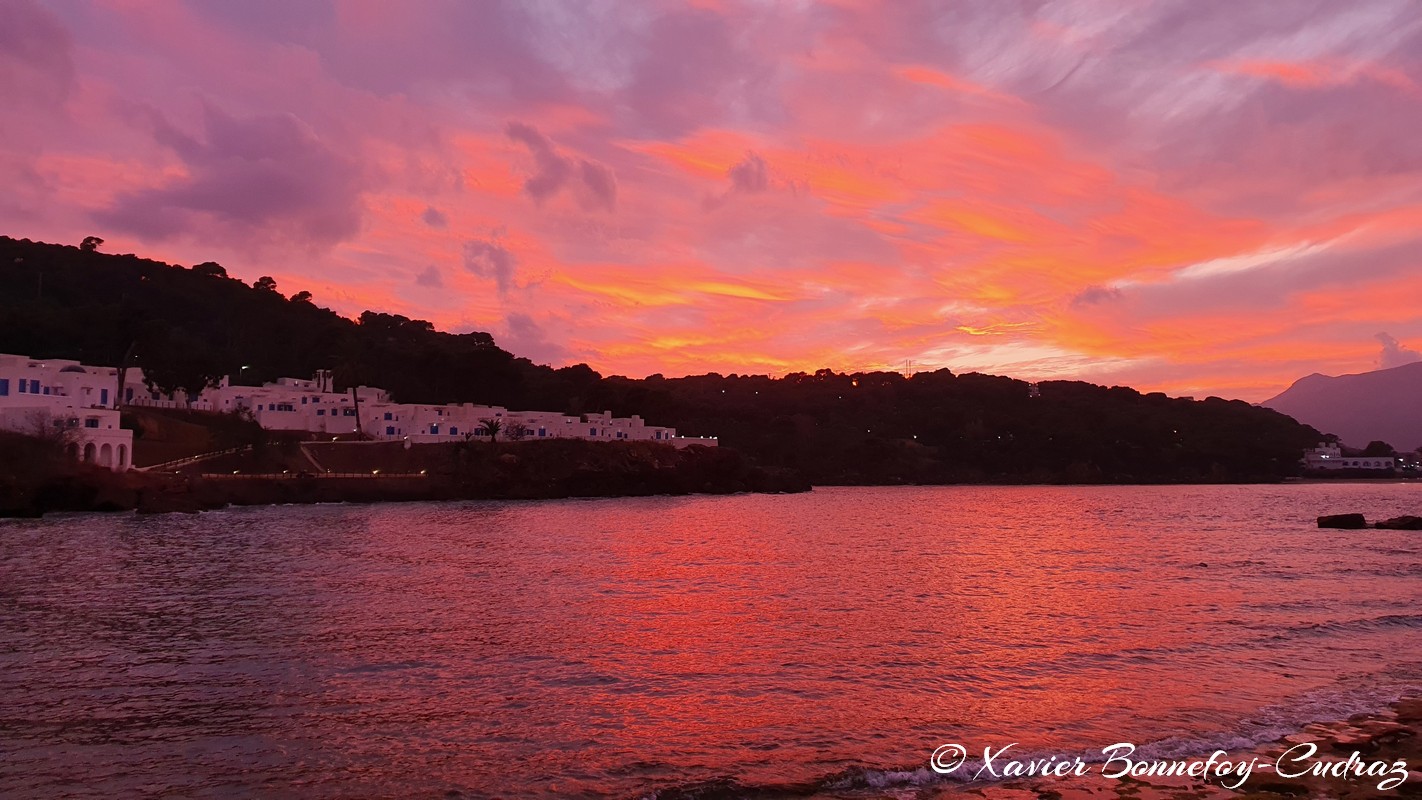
{"left": 1270, "top": 613, "right": 1422, "bottom": 641}
{"left": 638, "top": 677, "right": 1420, "bottom": 800}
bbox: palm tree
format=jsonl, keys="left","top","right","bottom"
{"left": 479, "top": 417, "right": 503, "bottom": 441}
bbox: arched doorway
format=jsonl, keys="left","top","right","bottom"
{"left": 99, "top": 443, "right": 113, "bottom": 468}
{"left": 117, "top": 444, "right": 129, "bottom": 471}
{"left": 83, "top": 442, "right": 97, "bottom": 463}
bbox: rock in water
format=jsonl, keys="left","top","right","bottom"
{"left": 1317, "top": 513, "right": 1367, "bottom": 529}
{"left": 1375, "top": 515, "right": 1422, "bottom": 530}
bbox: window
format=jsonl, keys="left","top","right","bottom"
{"left": 449, "top": 427, "right": 458, "bottom": 435}
{"left": 0, "top": 378, "right": 8, "bottom": 396}
{"left": 590, "top": 427, "right": 597, "bottom": 436}
{"left": 301, "top": 397, "right": 308, "bottom": 404}
{"left": 17, "top": 379, "right": 26, "bottom": 394}
{"left": 384, "top": 412, "right": 393, "bottom": 420}
{"left": 100, "top": 389, "right": 108, "bottom": 405}
{"left": 30, "top": 380, "right": 40, "bottom": 393}
{"left": 539, "top": 428, "right": 546, "bottom": 437}
{"left": 343, "top": 409, "right": 356, "bottom": 417}
{"left": 43, "top": 386, "right": 51, "bottom": 395}
{"left": 386, "top": 426, "right": 396, "bottom": 436}
{"left": 430, "top": 425, "right": 440, "bottom": 434}
{"left": 268, "top": 403, "right": 276, "bottom": 411}
{"left": 312, "top": 397, "right": 320, "bottom": 403}
{"left": 317, "top": 409, "right": 325, "bottom": 416}
{"left": 84, "top": 418, "right": 99, "bottom": 429}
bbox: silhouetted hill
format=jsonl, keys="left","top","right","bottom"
{"left": 1262, "top": 362, "right": 1422, "bottom": 451}
{"left": 1, "top": 235, "right": 1324, "bottom": 483}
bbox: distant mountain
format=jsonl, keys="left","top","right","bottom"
{"left": 1262, "top": 362, "right": 1422, "bottom": 451}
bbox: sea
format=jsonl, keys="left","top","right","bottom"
{"left": 2, "top": 484, "right": 1419, "bottom": 799}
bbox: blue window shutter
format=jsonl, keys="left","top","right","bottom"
{"left": 0, "top": 378, "right": 8, "bottom": 396}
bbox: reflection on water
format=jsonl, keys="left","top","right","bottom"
{"left": 2, "top": 485, "right": 1420, "bottom": 798}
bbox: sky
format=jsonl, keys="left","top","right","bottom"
{"left": 4, "top": 0, "right": 1422, "bottom": 401}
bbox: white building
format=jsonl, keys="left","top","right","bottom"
{"left": 1302, "top": 442, "right": 1395, "bottom": 470}
{"left": 5, "top": 351, "right": 716, "bottom": 461}
{"left": 0, "top": 354, "right": 134, "bottom": 471}
{"left": 189, "top": 370, "right": 716, "bottom": 448}
{"left": 208, "top": 371, "right": 389, "bottom": 435}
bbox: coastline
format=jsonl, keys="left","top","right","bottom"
{"left": 0, "top": 439, "right": 812, "bottom": 517}
{"left": 7, "top": 469, "right": 1419, "bottom": 518}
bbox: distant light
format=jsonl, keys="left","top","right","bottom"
{"left": 372, "top": 469, "right": 380, "bottom": 475}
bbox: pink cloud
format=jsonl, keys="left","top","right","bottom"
{"left": 3, "top": 0, "right": 1421, "bottom": 401}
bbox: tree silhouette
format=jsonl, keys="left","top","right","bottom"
{"left": 479, "top": 417, "right": 503, "bottom": 441}
{"left": 1362, "top": 440, "right": 1396, "bottom": 457}
{"left": 0, "top": 234, "right": 1328, "bottom": 485}
{"left": 80, "top": 236, "right": 104, "bottom": 252}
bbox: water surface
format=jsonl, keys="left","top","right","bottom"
{"left": 2, "top": 485, "right": 1420, "bottom": 798}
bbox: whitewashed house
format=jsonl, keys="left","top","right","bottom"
{"left": 212, "top": 371, "right": 714, "bottom": 447}
{"left": 2, "top": 353, "right": 715, "bottom": 467}
{"left": 211, "top": 372, "right": 388, "bottom": 435}
{"left": 0, "top": 354, "right": 134, "bottom": 471}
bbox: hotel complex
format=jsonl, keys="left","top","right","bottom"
{"left": 0, "top": 354, "right": 714, "bottom": 472}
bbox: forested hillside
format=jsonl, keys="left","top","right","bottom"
{"left": 0, "top": 236, "right": 1321, "bottom": 483}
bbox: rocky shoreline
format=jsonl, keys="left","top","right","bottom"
{"left": 0, "top": 439, "right": 811, "bottom": 517}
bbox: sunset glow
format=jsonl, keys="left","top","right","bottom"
{"left": 6, "top": 0, "right": 1422, "bottom": 399}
